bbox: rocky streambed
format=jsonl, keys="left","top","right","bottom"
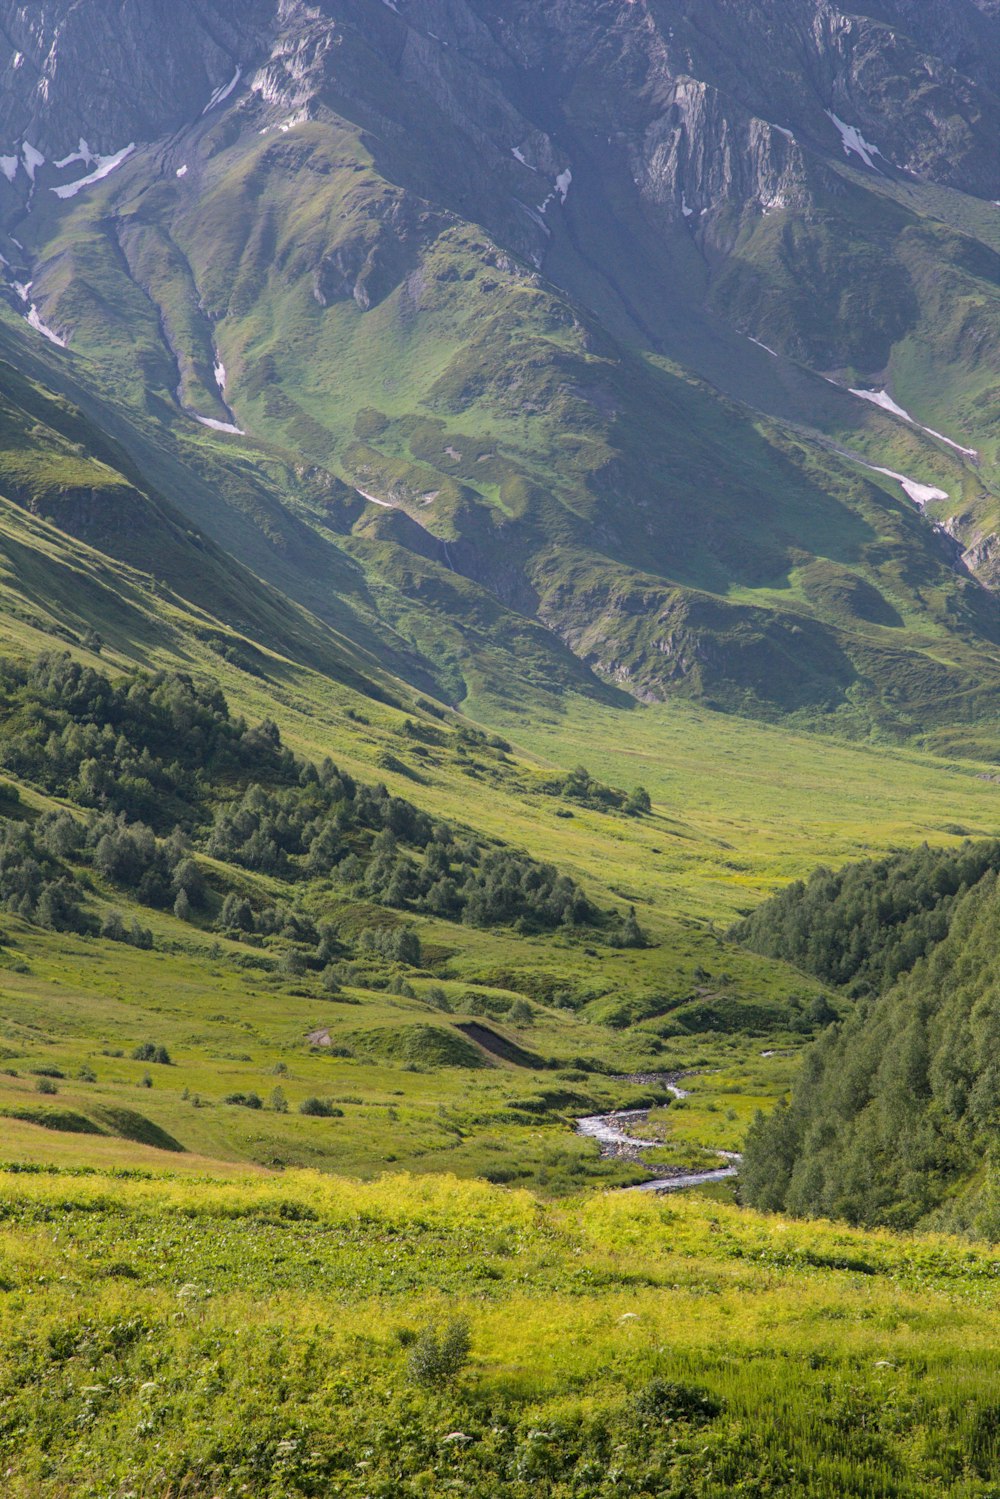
{"left": 576, "top": 1073, "right": 740, "bottom": 1194}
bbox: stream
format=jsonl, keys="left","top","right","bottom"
{"left": 575, "top": 1073, "right": 741, "bottom": 1194}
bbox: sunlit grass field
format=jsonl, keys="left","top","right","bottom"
{"left": 4, "top": 1165, "right": 1000, "bottom": 1496}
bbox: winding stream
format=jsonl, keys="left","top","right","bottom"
{"left": 575, "top": 1073, "right": 741, "bottom": 1194}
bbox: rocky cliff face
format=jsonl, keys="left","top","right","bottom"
{"left": 0, "top": 0, "right": 997, "bottom": 731}
{"left": 0, "top": 2, "right": 275, "bottom": 167}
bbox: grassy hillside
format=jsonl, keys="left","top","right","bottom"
{"left": 5, "top": 1166, "right": 1000, "bottom": 1496}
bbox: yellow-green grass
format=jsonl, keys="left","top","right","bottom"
{"left": 487, "top": 692, "right": 1000, "bottom": 921}
{"left": 0, "top": 900, "right": 683, "bottom": 1192}
{"left": 4, "top": 1166, "right": 1000, "bottom": 1495}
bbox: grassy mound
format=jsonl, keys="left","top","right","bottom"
{"left": 91, "top": 1107, "right": 185, "bottom": 1152}
{"left": 0, "top": 1106, "right": 105, "bottom": 1135}
{"left": 349, "top": 1024, "right": 489, "bottom": 1070}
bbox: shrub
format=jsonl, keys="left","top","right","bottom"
{"left": 223, "top": 1092, "right": 263, "bottom": 1109}
{"left": 632, "top": 1378, "right": 723, "bottom": 1425}
{"left": 35, "top": 1077, "right": 58, "bottom": 1095}
{"left": 132, "top": 1042, "right": 171, "bottom": 1065}
{"left": 298, "top": 1097, "right": 344, "bottom": 1118}
{"left": 407, "top": 1318, "right": 472, "bottom": 1386}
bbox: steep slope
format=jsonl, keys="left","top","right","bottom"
{"left": 740, "top": 843, "right": 1000, "bottom": 1233}
{"left": 1, "top": 1, "right": 999, "bottom": 740}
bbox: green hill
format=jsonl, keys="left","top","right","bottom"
{"left": 740, "top": 844, "right": 1000, "bottom": 1233}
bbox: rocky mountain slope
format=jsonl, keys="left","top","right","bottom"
{"left": 0, "top": 0, "right": 999, "bottom": 740}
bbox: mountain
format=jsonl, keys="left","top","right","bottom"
{"left": 1, "top": 0, "right": 999, "bottom": 742}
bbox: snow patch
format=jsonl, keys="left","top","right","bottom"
{"left": 202, "top": 66, "right": 242, "bottom": 115}
{"left": 843, "top": 450, "right": 949, "bottom": 509}
{"left": 748, "top": 334, "right": 778, "bottom": 357}
{"left": 176, "top": 164, "right": 189, "bottom": 178}
{"left": 825, "top": 110, "right": 882, "bottom": 171}
{"left": 0, "top": 155, "right": 18, "bottom": 183}
{"left": 518, "top": 200, "right": 551, "bottom": 233}
{"left": 194, "top": 415, "right": 244, "bottom": 435}
{"left": 12, "top": 51, "right": 23, "bottom": 69}
{"left": 356, "top": 488, "right": 393, "bottom": 507}
{"left": 536, "top": 169, "right": 573, "bottom": 215}
{"left": 54, "top": 139, "right": 97, "bottom": 171}
{"left": 27, "top": 305, "right": 66, "bottom": 347}
{"left": 771, "top": 123, "right": 795, "bottom": 141}
{"left": 681, "top": 192, "right": 695, "bottom": 218}
{"left": 511, "top": 146, "right": 536, "bottom": 170}
{"left": 849, "top": 387, "right": 979, "bottom": 458}
{"left": 22, "top": 142, "right": 45, "bottom": 183}
{"left": 51, "top": 144, "right": 135, "bottom": 199}
{"left": 213, "top": 358, "right": 227, "bottom": 394}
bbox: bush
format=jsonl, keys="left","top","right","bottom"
{"left": 298, "top": 1097, "right": 344, "bottom": 1118}
{"left": 632, "top": 1378, "right": 723, "bottom": 1425}
{"left": 224, "top": 1092, "right": 263, "bottom": 1109}
{"left": 35, "top": 1077, "right": 58, "bottom": 1095}
{"left": 132, "top": 1042, "right": 171, "bottom": 1065}
{"left": 407, "top": 1318, "right": 472, "bottom": 1386}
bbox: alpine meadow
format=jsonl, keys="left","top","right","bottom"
{"left": 2, "top": 2, "right": 1000, "bottom": 1495}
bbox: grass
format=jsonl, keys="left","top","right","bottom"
{"left": 482, "top": 691, "right": 1000, "bottom": 921}
{"left": 5, "top": 1165, "right": 1000, "bottom": 1495}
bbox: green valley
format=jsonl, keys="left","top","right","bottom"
{"left": 3, "top": 1, "right": 1000, "bottom": 1493}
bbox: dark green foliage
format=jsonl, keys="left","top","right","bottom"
{"left": 224, "top": 1092, "right": 263, "bottom": 1110}
{"left": 101, "top": 909, "right": 153, "bottom": 948}
{"left": 131, "top": 1043, "right": 171, "bottom": 1065}
{"left": 359, "top": 925, "right": 422, "bottom": 966}
{"left": 614, "top": 906, "right": 647, "bottom": 950}
{"left": 0, "top": 817, "right": 87, "bottom": 933}
{"left": 0, "top": 653, "right": 291, "bottom": 827}
{"left": 741, "top": 867, "right": 1000, "bottom": 1231}
{"left": 551, "top": 765, "right": 647, "bottom": 816}
{"left": 0, "top": 654, "right": 603, "bottom": 945}
{"left": 406, "top": 1318, "right": 471, "bottom": 1386}
{"left": 732, "top": 840, "right": 1000, "bottom": 996}
{"left": 298, "top": 1097, "right": 344, "bottom": 1118}
{"left": 625, "top": 786, "right": 652, "bottom": 817}
{"left": 632, "top": 1379, "right": 723, "bottom": 1425}
{"left": 209, "top": 779, "right": 596, "bottom": 933}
